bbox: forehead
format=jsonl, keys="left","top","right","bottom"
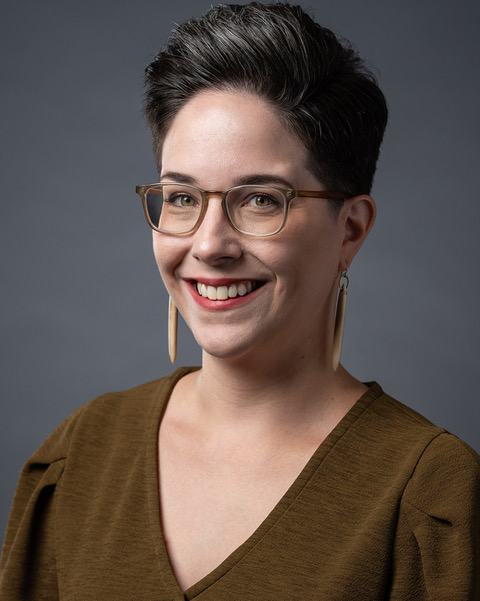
{"left": 160, "top": 90, "right": 312, "bottom": 189}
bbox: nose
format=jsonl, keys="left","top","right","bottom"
{"left": 190, "top": 196, "right": 242, "bottom": 265}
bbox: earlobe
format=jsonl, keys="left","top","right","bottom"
{"left": 339, "top": 194, "right": 376, "bottom": 268}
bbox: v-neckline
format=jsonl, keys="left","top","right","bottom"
{"left": 145, "top": 367, "right": 382, "bottom": 600}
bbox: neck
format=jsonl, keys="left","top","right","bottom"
{"left": 180, "top": 343, "right": 365, "bottom": 435}
{"left": 170, "top": 287, "right": 366, "bottom": 435}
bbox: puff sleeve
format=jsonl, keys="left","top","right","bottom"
{"left": 390, "top": 433, "right": 480, "bottom": 600}
{"left": 0, "top": 408, "right": 83, "bottom": 600}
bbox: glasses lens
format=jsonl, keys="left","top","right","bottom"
{"left": 226, "top": 186, "right": 286, "bottom": 235}
{"left": 145, "top": 184, "right": 203, "bottom": 233}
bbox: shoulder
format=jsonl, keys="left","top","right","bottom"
{"left": 351, "top": 384, "right": 480, "bottom": 500}
{"left": 365, "top": 383, "right": 445, "bottom": 439}
{"left": 402, "top": 432, "right": 480, "bottom": 521}
{"left": 386, "top": 432, "right": 480, "bottom": 600}
{"left": 364, "top": 387, "right": 480, "bottom": 598}
{"left": 347, "top": 384, "right": 445, "bottom": 471}
{"left": 365, "top": 384, "right": 480, "bottom": 511}
{"left": 364, "top": 384, "right": 479, "bottom": 460}
{"left": 28, "top": 366, "right": 197, "bottom": 467}
{"left": 390, "top": 428, "right": 480, "bottom": 599}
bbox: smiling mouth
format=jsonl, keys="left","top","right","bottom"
{"left": 195, "top": 280, "right": 263, "bottom": 300}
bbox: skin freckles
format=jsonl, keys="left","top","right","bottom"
{"left": 153, "top": 89, "right": 372, "bottom": 369}
{"left": 155, "top": 91, "right": 376, "bottom": 592}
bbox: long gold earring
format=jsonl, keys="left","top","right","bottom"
{"left": 168, "top": 296, "right": 178, "bottom": 364}
{"left": 333, "top": 271, "right": 349, "bottom": 371}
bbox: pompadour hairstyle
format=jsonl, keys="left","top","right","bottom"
{"left": 144, "top": 2, "right": 388, "bottom": 205}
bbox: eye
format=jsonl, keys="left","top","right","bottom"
{"left": 165, "top": 193, "right": 198, "bottom": 207}
{"left": 246, "top": 193, "right": 281, "bottom": 208}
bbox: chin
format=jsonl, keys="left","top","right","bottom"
{"left": 192, "top": 328, "right": 269, "bottom": 362}
{"left": 196, "top": 338, "right": 253, "bottom": 361}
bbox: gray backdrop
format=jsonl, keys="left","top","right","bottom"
{"left": 1, "top": 0, "right": 479, "bottom": 541}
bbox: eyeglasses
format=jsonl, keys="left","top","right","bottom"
{"left": 135, "top": 183, "right": 346, "bottom": 237}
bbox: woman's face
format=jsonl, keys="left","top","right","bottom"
{"left": 153, "top": 90, "right": 353, "bottom": 364}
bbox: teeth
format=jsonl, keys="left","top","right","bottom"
{"left": 217, "top": 286, "right": 228, "bottom": 300}
{"left": 196, "top": 281, "right": 258, "bottom": 300}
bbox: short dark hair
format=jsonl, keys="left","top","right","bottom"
{"left": 144, "top": 2, "right": 388, "bottom": 205}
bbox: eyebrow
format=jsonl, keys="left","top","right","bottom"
{"left": 234, "top": 174, "right": 294, "bottom": 188}
{"left": 160, "top": 172, "right": 196, "bottom": 185}
{"left": 160, "top": 171, "right": 295, "bottom": 189}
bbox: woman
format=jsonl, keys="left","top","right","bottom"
{"left": 1, "top": 3, "right": 479, "bottom": 599}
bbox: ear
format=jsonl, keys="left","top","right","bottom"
{"left": 338, "top": 194, "right": 376, "bottom": 270}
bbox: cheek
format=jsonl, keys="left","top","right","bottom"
{"left": 152, "top": 232, "right": 182, "bottom": 283}
{"left": 269, "top": 220, "right": 340, "bottom": 276}
{"left": 152, "top": 232, "right": 163, "bottom": 271}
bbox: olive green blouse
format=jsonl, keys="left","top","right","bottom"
{"left": 1, "top": 367, "right": 479, "bottom": 600}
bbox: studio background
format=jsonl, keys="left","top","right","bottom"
{"left": 1, "top": 0, "right": 479, "bottom": 541}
